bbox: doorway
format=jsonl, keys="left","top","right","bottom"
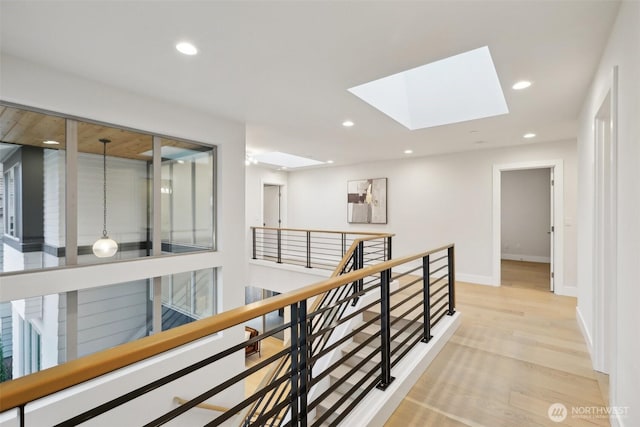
{"left": 500, "top": 168, "right": 553, "bottom": 292}
{"left": 262, "top": 184, "right": 281, "bottom": 228}
{"left": 493, "top": 160, "right": 564, "bottom": 293}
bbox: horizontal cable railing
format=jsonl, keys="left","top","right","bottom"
{"left": 251, "top": 227, "right": 394, "bottom": 270}
{"left": 0, "top": 244, "right": 455, "bottom": 427}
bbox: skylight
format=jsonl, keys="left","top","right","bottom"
{"left": 348, "top": 46, "right": 508, "bottom": 130}
{"left": 253, "top": 152, "right": 324, "bottom": 169}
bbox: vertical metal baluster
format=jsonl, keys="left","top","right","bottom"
{"left": 447, "top": 246, "right": 456, "bottom": 315}
{"left": 299, "top": 300, "right": 308, "bottom": 427}
{"left": 306, "top": 231, "right": 311, "bottom": 268}
{"left": 422, "top": 255, "right": 432, "bottom": 343}
{"left": 252, "top": 227, "right": 257, "bottom": 259}
{"left": 377, "top": 268, "right": 395, "bottom": 390}
{"left": 277, "top": 228, "right": 282, "bottom": 264}
{"left": 386, "top": 236, "right": 392, "bottom": 261}
{"left": 290, "top": 303, "right": 299, "bottom": 426}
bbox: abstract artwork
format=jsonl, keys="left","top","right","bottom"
{"left": 347, "top": 178, "right": 387, "bottom": 224}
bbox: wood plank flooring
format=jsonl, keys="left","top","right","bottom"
{"left": 385, "top": 263, "right": 608, "bottom": 427}
{"left": 244, "top": 336, "right": 285, "bottom": 396}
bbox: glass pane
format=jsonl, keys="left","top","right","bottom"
{"left": 0, "top": 106, "right": 66, "bottom": 273}
{"left": 76, "top": 121, "right": 152, "bottom": 264}
{"left": 162, "top": 267, "right": 217, "bottom": 331}
{"left": 194, "top": 269, "right": 215, "bottom": 317}
{"left": 160, "top": 138, "right": 214, "bottom": 253}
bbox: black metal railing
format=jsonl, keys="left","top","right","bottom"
{"left": 242, "top": 244, "right": 454, "bottom": 426}
{"left": 251, "top": 227, "right": 393, "bottom": 271}
{"left": 0, "top": 244, "right": 455, "bottom": 427}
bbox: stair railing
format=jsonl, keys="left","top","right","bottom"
{"left": 0, "top": 243, "right": 455, "bottom": 427}
{"left": 251, "top": 226, "right": 392, "bottom": 271}
{"left": 240, "top": 233, "right": 391, "bottom": 426}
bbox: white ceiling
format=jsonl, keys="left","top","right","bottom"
{"left": 0, "top": 1, "right": 620, "bottom": 167}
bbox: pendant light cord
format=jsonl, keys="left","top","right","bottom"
{"left": 102, "top": 140, "right": 108, "bottom": 238}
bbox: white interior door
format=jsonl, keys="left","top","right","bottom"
{"left": 263, "top": 184, "right": 281, "bottom": 228}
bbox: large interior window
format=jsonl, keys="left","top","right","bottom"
{"left": 0, "top": 104, "right": 217, "bottom": 273}
{"left": 76, "top": 121, "right": 153, "bottom": 264}
{"left": 160, "top": 138, "right": 215, "bottom": 253}
{"left": 0, "top": 106, "right": 66, "bottom": 273}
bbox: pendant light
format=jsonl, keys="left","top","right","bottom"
{"left": 92, "top": 138, "right": 118, "bottom": 258}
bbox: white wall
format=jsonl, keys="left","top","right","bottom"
{"left": 577, "top": 2, "right": 639, "bottom": 426}
{"left": 287, "top": 140, "right": 577, "bottom": 287}
{"left": 501, "top": 169, "right": 551, "bottom": 262}
{"left": 0, "top": 53, "right": 246, "bottom": 420}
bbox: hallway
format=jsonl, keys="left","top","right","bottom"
{"left": 386, "top": 273, "right": 608, "bottom": 426}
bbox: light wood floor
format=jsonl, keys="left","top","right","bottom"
{"left": 385, "top": 269, "right": 609, "bottom": 427}
{"left": 501, "top": 259, "right": 551, "bottom": 292}
{"left": 244, "top": 336, "right": 285, "bottom": 396}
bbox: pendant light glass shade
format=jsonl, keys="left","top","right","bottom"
{"left": 93, "top": 138, "right": 118, "bottom": 258}
{"left": 92, "top": 236, "right": 118, "bottom": 258}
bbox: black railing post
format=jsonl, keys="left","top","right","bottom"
{"left": 252, "top": 227, "right": 257, "bottom": 259}
{"left": 357, "top": 240, "right": 364, "bottom": 291}
{"left": 277, "top": 228, "right": 282, "bottom": 264}
{"left": 386, "top": 236, "right": 392, "bottom": 261}
{"left": 299, "top": 299, "right": 308, "bottom": 427}
{"left": 351, "top": 241, "right": 364, "bottom": 306}
{"left": 447, "top": 245, "right": 456, "bottom": 315}
{"left": 341, "top": 233, "right": 346, "bottom": 256}
{"left": 377, "top": 268, "right": 395, "bottom": 390}
{"left": 290, "top": 302, "right": 299, "bottom": 426}
{"left": 306, "top": 231, "right": 311, "bottom": 269}
{"left": 421, "top": 255, "right": 432, "bottom": 343}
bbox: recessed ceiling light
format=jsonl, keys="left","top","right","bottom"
{"left": 327, "top": 160, "right": 334, "bottom": 164}
{"left": 176, "top": 42, "right": 198, "bottom": 56}
{"left": 43, "top": 140, "right": 60, "bottom": 145}
{"left": 523, "top": 133, "right": 536, "bottom": 139}
{"left": 512, "top": 80, "right": 532, "bottom": 90}
{"left": 404, "top": 149, "right": 413, "bottom": 154}
{"left": 342, "top": 120, "right": 354, "bottom": 127}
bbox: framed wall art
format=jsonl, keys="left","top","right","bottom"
{"left": 347, "top": 178, "right": 387, "bottom": 224}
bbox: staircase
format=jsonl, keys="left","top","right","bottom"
{"left": 313, "top": 283, "right": 426, "bottom": 426}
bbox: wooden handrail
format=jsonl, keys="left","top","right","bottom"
{"left": 239, "top": 235, "right": 369, "bottom": 421}
{"left": 0, "top": 243, "right": 452, "bottom": 413}
{"left": 173, "top": 397, "right": 229, "bottom": 413}
{"left": 250, "top": 226, "right": 394, "bottom": 238}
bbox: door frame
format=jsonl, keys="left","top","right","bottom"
{"left": 592, "top": 66, "right": 618, "bottom": 378}
{"left": 492, "top": 159, "right": 565, "bottom": 294}
{"left": 262, "top": 183, "right": 282, "bottom": 228}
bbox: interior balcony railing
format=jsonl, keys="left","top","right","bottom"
{"left": 0, "top": 244, "right": 455, "bottom": 427}
{"left": 250, "top": 227, "right": 394, "bottom": 271}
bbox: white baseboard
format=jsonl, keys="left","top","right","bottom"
{"left": 576, "top": 306, "right": 593, "bottom": 356}
{"left": 556, "top": 285, "right": 577, "bottom": 297}
{"left": 501, "top": 254, "right": 551, "bottom": 263}
{"left": 456, "top": 273, "right": 497, "bottom": 286}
